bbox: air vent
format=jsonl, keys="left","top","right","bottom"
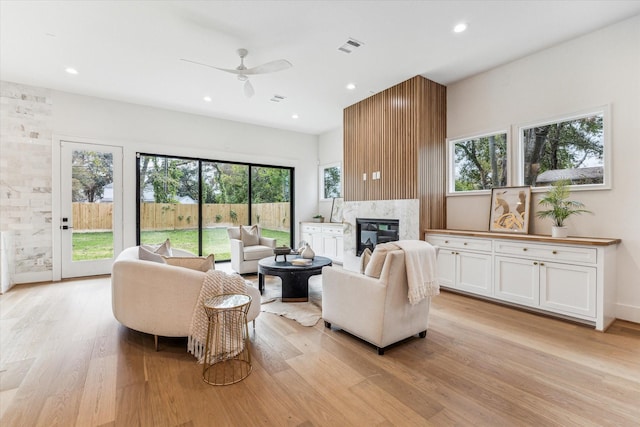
{"left": 270, "top": 94, "right": 286, "bottom": 102}
{"left": 338, "top": 38, "right": 364, "bottom": 54}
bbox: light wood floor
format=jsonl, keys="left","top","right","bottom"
{"left": 1, "top": 274, "right": 639, "bottom": 427}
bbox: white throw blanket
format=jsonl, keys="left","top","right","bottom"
{"left": 393, "top": 240, "right": 439, "bottom": 304}
{"left": 188, "top": 270, "right": 248, "bottom": 363}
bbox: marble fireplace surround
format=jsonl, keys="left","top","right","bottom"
{"left": 342, "top": 199, "right": 420, "bottom": 272}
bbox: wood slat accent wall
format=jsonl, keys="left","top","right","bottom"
{"left": 343, "top": 75, "right": 447, "bottom": 231}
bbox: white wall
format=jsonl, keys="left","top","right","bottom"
{"left": 317, "top": 127, "right": 343, "bottom": 220}
{"left": 446, "top": 15, "right": 640, "bottom": 322}
{"left": 1, "top": 82, "right": 319, "bottom": 284}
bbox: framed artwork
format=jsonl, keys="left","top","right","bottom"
{"left": 330, "top": 197, "right": 344, "bottom": 223}
{"left": 489, "top": 186, "right": 531, "bottom": 233}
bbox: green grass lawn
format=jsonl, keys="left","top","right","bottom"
{"left": 73, "top": 228, "right": 291, "bottom": 262}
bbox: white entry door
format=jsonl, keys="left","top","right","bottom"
{"left": 60, "top": 141, "right": 123, "bottom": 278}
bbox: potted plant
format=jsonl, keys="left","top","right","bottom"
{"left": 536, "top": 179, "right": 591, "bottom": 238}
{"left": 312, "top": 214, "right": 324, "bottom": 223}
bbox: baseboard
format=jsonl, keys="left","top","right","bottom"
{"left": 616, "top": 303, "right": 640, "bottom": 324}
{"left": 12, "top": 271, "right": 52, "bottom": 286}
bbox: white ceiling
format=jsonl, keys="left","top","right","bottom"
{"left": 2, "top": 1, "right": 639, "bottom": 135}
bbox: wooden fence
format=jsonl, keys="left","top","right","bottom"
{"left": 72, "top": 202, "right": 291, "bottom": 231}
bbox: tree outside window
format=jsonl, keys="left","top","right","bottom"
{"left": 521, "top": 113, "right": 604, "bottom": 187}
{"left": 321, "top": 163, "right": 341, "bottom": 199}
{"left": 450, "top": 132, "right": 508, "bottom": 192}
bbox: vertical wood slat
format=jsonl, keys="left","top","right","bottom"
{"left": 343, "top": 75, "right": 447, "bottom": 231}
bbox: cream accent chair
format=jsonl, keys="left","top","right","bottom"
{"left": 227, "top": 225, "right": 277, "bottom": 274}
{"left": 321, "top": 249, "right": 432, "bottom": 355}
{"left": 111, "top": 246, "right": 261, "bottom": 350}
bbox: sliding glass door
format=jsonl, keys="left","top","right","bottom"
{"left": 137, "top": 154, "right": 293, "bottom": 262}
{"left": 251, "top": 166, "right": 291, "bottom": 248}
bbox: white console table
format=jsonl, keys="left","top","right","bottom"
{"left": 300, "top": 222, "right": 344, "bottom": 264}
{"left": 425, "top": 229, "right": 620, "bottom": 331}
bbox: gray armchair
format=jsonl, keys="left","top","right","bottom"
{"left": 227, "top": 225, "right": 276, "bottom": 274}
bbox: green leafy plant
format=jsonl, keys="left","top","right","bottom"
{"left": 229, "top": 210, "right": 238, "bottom": 224}
{"left": 536, "top": 179, "right": 591, "bottom": 227}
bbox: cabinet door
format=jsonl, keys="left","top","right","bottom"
{"left": 540, "top": 262, "right": 596, "bottom": 319}
{"left": 494, "top": 256, "right": 539, "bottom": 307}
{"left": 300, "top": 232, "right": 312, "bottom": 247}
{"left": 323, "top": 235, "right": 337, "bottom": 259}
{"left": 456, "top": 251, "right": 492, "bottom": 296}
{"left": 311, "top": 233, "right": 324, "bottom": 255}
{"left": 435, "top": 250, "right": 456, "bottom": 288}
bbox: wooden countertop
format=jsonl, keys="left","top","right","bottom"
{"left": 425, "top": 229, "right": 621, "bottom": 246}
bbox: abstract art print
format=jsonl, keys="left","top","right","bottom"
{"left": 489, "top": 186, "right": 531, "bottom": 233}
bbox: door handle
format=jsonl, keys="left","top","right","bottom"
{"left": 60, "top": 225, "right": 74, "bottom": 230}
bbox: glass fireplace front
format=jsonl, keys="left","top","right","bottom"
{"left": 356, "top": 218, "right": 400, "bottom": 256}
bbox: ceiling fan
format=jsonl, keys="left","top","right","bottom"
{"left": 181, "top": 48, "right": 292, "bottom": 98}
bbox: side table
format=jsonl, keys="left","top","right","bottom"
{"left": 202, "top": 293, "right": 252, "bottom": 385}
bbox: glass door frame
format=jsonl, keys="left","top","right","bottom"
{"left": 52, "top": 138, "right": 123, "bottom": 280}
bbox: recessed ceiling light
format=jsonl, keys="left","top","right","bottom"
{"left": 292, "top": 114, "right": 299, "bottom": 119}
{"left": 346, "top": 83, "right": 356, "bottom": 90}
{"left": 453, "top": 23, "right": 468, "bottom": 33}
{"left": 203, "top": 96, "right": 212, "bottom": 102}
{"left": 65, "top": 67, "right": 78, "bottom": 75}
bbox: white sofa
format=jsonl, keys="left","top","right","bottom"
{"left": 111, "top": 246, "right": 261, "bottom": 350}
{"left": 227, "top": 226, "right": 277, "bottom": 274}
{"left": 321, "top": 249, "right": 432, "bottom": 355}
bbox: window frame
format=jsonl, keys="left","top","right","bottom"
{"left": 447, "top": 129, "right": 510, "bottom": 196}
{"left": 516, "top": 105, "right": 611, "bottom": 192}
{"left": 319, "top": 162, "right": 342, "bottom": 201}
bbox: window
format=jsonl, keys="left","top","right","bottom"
{"left": 137, "top": 154, "right": 293, "bottom": 261}
{"left": 320, "top": 162, "right": 342, "bottom": 200}
{"left": 448, "top": 131, "right": 508, "bottom": 193}
{"left": 519, "top": 109, "right": 606, "bottom": 188}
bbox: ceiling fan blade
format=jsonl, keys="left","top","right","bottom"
{"left": 180, "top": 58, "right": 220, "bottom": 70}
{"left": 243, "top": 59, "right": 292, "bottom": 75}
{"left": 244, "top": 79, "right": 255, "bottom": 98}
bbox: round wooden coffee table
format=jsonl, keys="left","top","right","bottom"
{"left": 258, "top": 256, "right": 332, "bottom": 302}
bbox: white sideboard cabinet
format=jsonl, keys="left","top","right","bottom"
{"left": 426, "top": 229, "right": 620, "bottom": 331}
{"left": 300, "top": 222, "right": 344, "bottom": 264}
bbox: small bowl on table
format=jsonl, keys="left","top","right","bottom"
{"left": 273, "top": 246, "right": 292, "bottom": 262}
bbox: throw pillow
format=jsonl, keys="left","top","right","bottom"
{"left": 227, "top": 226, "right": 241, "bottom": 241}
{"left": 364, "top": 242, "right": 398, "bottom": 278}
{"left": 163, "top": 254, "right": 215, "bottom": 272}
{"left": 139, "top": 238, "right": 172, "bottom": 263}
{"left": 240, "top": 225, "right": 260, "bottom": 246}
{"left": 359, "top": 248, "right": 372, "bottom": 274}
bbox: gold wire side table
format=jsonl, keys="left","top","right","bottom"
{"left": 202, "top": 293, "right": 252, "bottom": 386}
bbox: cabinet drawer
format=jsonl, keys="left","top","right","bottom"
{"left": 426, "top": 235, "right": 492, "bottom": 252}
{"left": 301, "top": 224, "right": 322, "bottom": 233}
{"left": 494, "top": 241, "right": 596, "bottom": 264}
{"left": 322, "top": 225, "right": 344, "bottom": 236}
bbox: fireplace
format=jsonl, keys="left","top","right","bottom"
{"left": 356, "top": 218, "right": 400, "bottom": 256}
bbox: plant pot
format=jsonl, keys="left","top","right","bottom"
{"left": 551, "top": 226, "right": 569, "bottom": 238}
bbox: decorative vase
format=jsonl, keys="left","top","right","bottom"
{"left": 301, "top": 243, "right": 315, "bottom": 260}
{"left": 551, "top": 226, "right": 569, "bottom": 238}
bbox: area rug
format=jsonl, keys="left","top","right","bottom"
{"left": 248, "top": 275, "right": 323, "bottom": 327}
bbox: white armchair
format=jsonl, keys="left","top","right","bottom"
{"left": 321, "top": 249, "right": 432, "bottom": 355}
{"left": 227, "top": 225, "right": 277, "bottom": 274}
